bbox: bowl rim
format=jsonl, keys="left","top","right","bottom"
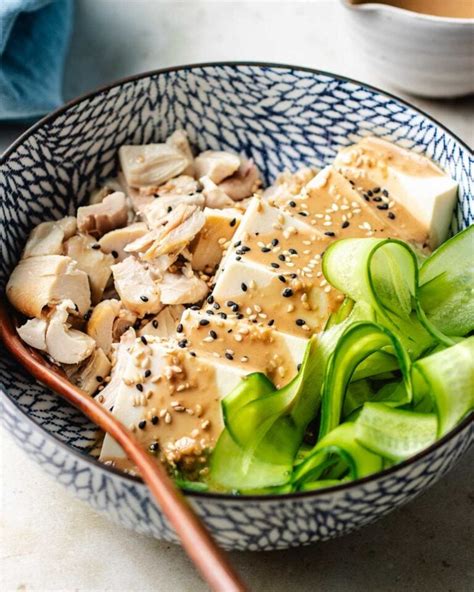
{"left": 1, "top": 61, "right": 473, "bottom": 502}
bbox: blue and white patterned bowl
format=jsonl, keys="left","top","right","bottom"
{"left": 1, "top": 63, "right": 473, "bottom": 551}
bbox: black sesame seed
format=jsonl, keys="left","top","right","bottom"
{"left": 373, "top": 187, "right": 381, "bottom": 193}
{"left": 138, "top": 420, "right": 146, "bottom": 429}
{"left": 278, "top": 275, "right": 286, "bottom": 283}
{"left": 213, "top": 302, "right": 221, "bottom": 310}
{"left": 96, "top": 375, "right": 103, "bottom": 382}
{"left": 111, "top": 250, "right": 119, "bottom": 259}
{"left": 190, "top": 351, "right": 197, "bottom": 357}
{"left": 74, "top": 303, "right": 79, "bottom": 312}
{"left": 289, "top": 201, "right": 296, "bottom": 208}
{"left": 231, "top": 304, "right": 239, "bottom": 313}
{"left": 271, "top": 262, "right": 280, "bottom": 268}
{"left": 297, "top": 363, "right": 302, "bottom": 372}
{"left": 230, "top": 218, "right": 237, "bottom": 227}
{"left": 289, "top": 248, "right": 297, "bottom": 255}
{"left": 234, "top": 240, "right": 241, "bottom": 247}
{"left": 151, "top": 416, "right": 159, "bottom": 425}
{"left": 363, "top": 194, "right": 370, "bottom": 201}
{"left": 144, "top": 369, "right": 152, "bottom": 378}
{"left": 367, "top": 190, "right": 373, "bottom": 197}
{"left": 282, "top": 288, "right": 293, "bottom": 298}
{"left": 210, "top": 330, "right": 217, "bottom": 339}
{"left": 377, "top": 204, "right": 389, "bottom": 210}
{"left": 149, "top": 441, "right": 159, "bottom": 452}
{"left": 295, "top": 319, "right": 305, "bottom": 326}
{"left": 207, "top": 294, "right": 214, "bottom": 304}
{"left": 382, "top": 189, "right": 389, "bottom": 197}
{"left": 268, "top": 319, "right": 275, "bottom": 326}
{"left": 236, "top": 313, "right": 244, "bottom": 319}
{"left": 91, "top": 243, "right": 101, "bottom": 250}
{"left": 225, "top": 352, "right": 234, "bottom": 360}
{"left": 167, "top": 206, "right": 172, "bottom": 213}
{"left": 141, "top": 336, "right": 148, "bottom": 345}
{"left": 373, "top": 196, "right": 382, "bottom": 202}
{"left": 388, "top": 212, "right": 396, "bottom": 220}
{"left": 206, "top": 309, "right": 214, "bottom": 315}
{"left": 261, "top": 247, "right": 271, "bottom": 253}
{"left": 241, "top": 282, "right": 248, "bottom": 292}
{"left": 152, "top": 320, "right": 159, "bottom": 329}
{"left": 342, "top": 220, "right": 350, "bottom": 229}
{"left": 178, "top": 339, "right": 188, "bottom": 348}
{"left": 298, "top": 211, "right": 308, "bottom": 217}
{"left": 199, "top": 319, "right": 210, "bottom": 326}
{"left": 236, "top": 256, "right": 242, "bottom": 261}
{"left": 278, "top": 254, "right": 286, "bottom": 261}
{"left": 136, "top": 383, "right": 144, "bottom": 392}
{"left": 240, "top": 245, "right": 251, "bottom": 253}
{"left": 227, "top": 301, "right": 237, "bottom": 308}
{"left": 324, "top": 231, "right": 336, "bottom": 237}
{"left": 83, "top": 310, "right": 92, "bottom": 321}
{"left": 140, "top": 295, "right": 149, "bottom": 302}
{"left": 177, "top": 323, "right": 183, "bottom": 333}
{"left": 191, "top": 305, "right": 200, "bottom": 310}
{"left": 271, "top": 238, "right": 279, "bottom": 247}
{"left": 219, "top": 312, "right": 227, "bottom": 319}
{"left": 291, "top": 273, "right": 297, "bottom": 278}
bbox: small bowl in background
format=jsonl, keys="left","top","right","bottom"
{"left": 340, "top": 1, "right": 474, "bottom": 98}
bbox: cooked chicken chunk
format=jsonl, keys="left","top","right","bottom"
{"left": 77, "top": 192, "right": 129, "bottom": 238}
{"left": 159, "top": 270, "right": 209, "bottom": 304}
{"left": 200, "top": 176, "right": 235, "bottom": 209}
{"left": 45, "top": 300, "right": 96, "bottom": 364}
{"left": 97, "top": 329, "right": 136, "bottom": 409}
{"left": 86, "top": 299, "right": 122, "bottom": 356}
{"left": 111, "top": 256, "right": 162, "bottom": 315}
{"left": 22, "top": 216, "right": 77, "bottom": 258}
{"left": 138, "top": 305, "right": 184, "bottom": 338}
{"left": 143, "top": 193, "right": 204, "bottom": 229}
{"left": 126, "top": 204, "right": 205, "bottom": 261}
{"left": 88, "top": 178, "right": 125, "bottom": 205}
{"left": 218, "top": 158, "right": 261, "bottom": 201}
{"left": 119, "top": 143, "right": 190, "bottom": 188}
{"left": 6, "top": 255, "right": 91, "bottom": 318}
{"left": 194, "top": 150, "right": 240, "bottom": 184}
{"left": 98, "top": 223, "right": 148, "bottom": 262}
{"left": 64, "top": 235, "right": 114, "bottom": 303}
{"left": 166, "top": 131, "right": 195, "bottom": 177}
{"left": 16, "top": 317, "right": 49, "bottom": 351}
{"left": 73, "top": 347, "right": 112, "bottom": 395}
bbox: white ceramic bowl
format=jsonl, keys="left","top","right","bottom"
{"left": 0, "top": 63, "right": 473, "bottom": 551}
{"left": 340, "top": 1, "right": 474, "bottom": 98}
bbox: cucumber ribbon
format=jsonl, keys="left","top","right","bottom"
{"left": 209, "top": 228, "right": 474, "bottom": 493}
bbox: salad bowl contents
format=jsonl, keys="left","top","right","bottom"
{"left": 1, "top": 64, "right": 472, "bottom": 549}
{"left": 6, "top": 129, "right": 473, "bottom": 494}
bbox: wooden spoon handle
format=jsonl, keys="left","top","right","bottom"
{"left": 0, "top": 302, "right": 248, "bottom": 592}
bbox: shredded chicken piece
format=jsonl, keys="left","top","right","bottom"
{"left": 77, "top": 192, "right": 129, "bottom": 238}
{"left": 218, "top": 158, "right": 261, "bottom": 201}
{"left": 159, "top": 271, "right": 209, "bottom": 304}
{"left": 16, "top": 318, "right": 49, "bottom": 351}
{"left": 119, "top": 143, "right": 190, "bottom": 188}
{"left": 86, "top": 299, "right": 123, "bottom": 356}
{"left": 6, "top": 255, "right": 91, "bottom": 318}
{"left": 97, "top": 329, "right": 136, "bottom": 409}
{"left": 45, "top": 300, "right": 96, "bottom": 365}
{"left": 111, "top": 256, "right": 162, "bottom": 315}
{"left": 22, "top": 217, "right": 77, "bottom": 258}
{"left": 143, "top": 193, "right": 204, "bottom": 228}
{"left": 200, "top": 176, "right": 235, "bottom": 209}
{"left": 138, "top": 305, "right": 184, "bottom": 338}
{"left": 99, "top": 223, "right": 148, "bottom": 262}
{"left": 194, "top": 150, "right": 240, "bottom": 184}
{"left": 166, "top": 131, "right": 195, "bottom": 177}
{"left": 73, "top": 348, "right": 112, "bottom": 395}
{"left": 64, "top": 234, "right": 114, "bottom": 304}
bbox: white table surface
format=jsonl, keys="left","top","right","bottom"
{"left": 1, "top": 2, "right": 473, "bottom": 591}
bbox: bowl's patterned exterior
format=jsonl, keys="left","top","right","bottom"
{"left": 0, "top": 64, "right": 472, "bottom": 551}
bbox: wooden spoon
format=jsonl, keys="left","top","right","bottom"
{"left": 0, "top": 299, "right": 248, "bottom": 592}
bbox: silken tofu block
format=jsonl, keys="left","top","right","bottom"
{"left": 190, "top": 207, "right": 241, "bottom": 272}
{"left": 269, "top": 165, "right": 429, "bottom": 247}
{"left": 100, "top": 336, "right": 248, "bottom": 473}
{"left": 212, "top": 258, "right": 341, "bottom": 337}
{"left": 219, "top": 197, "right": 330, "bottom": 274}
{"left": 334, "top": 137, "right": 458, "bottom": 248}
{"left": 180, "top": 308, "right": 308, "bottom": 387}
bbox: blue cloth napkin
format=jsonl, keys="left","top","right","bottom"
{"left": 0, "top": 0, "right": 73, "bottom": 122}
